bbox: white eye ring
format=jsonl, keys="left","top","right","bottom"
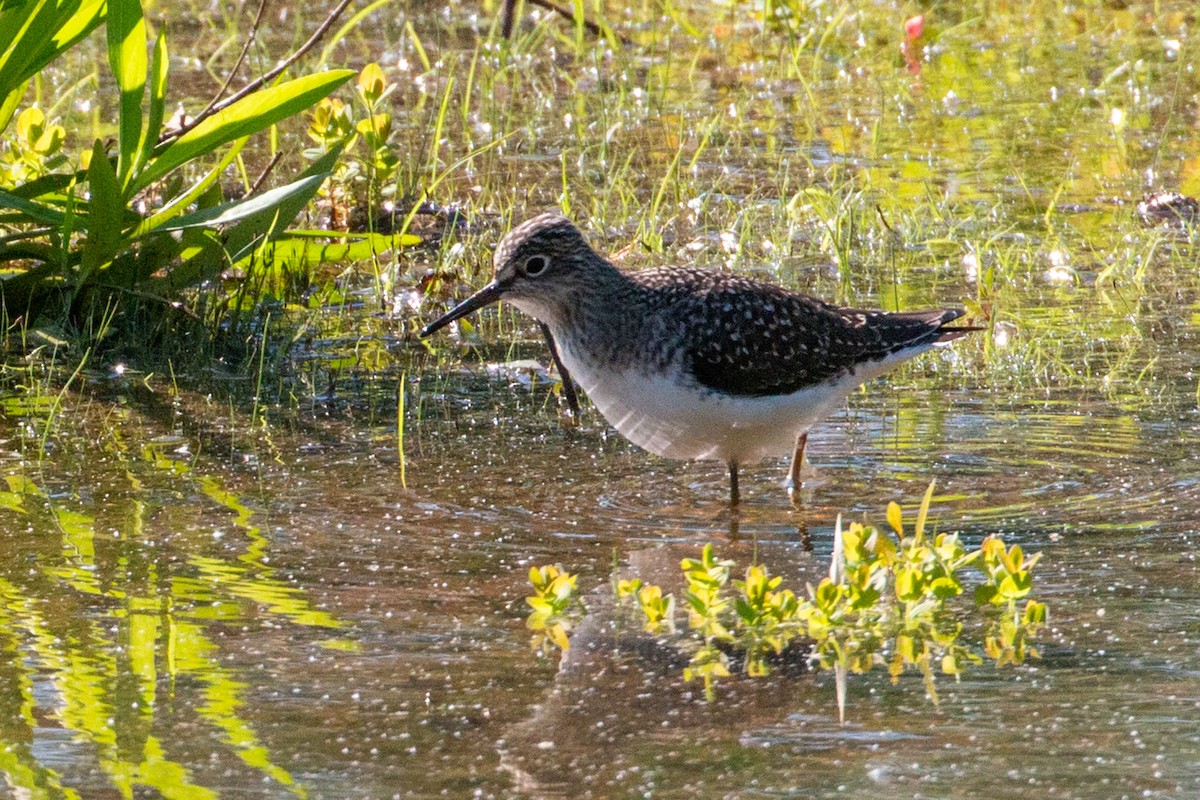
{"left": 525, "top": 254, "right": 550, "bottom": 276}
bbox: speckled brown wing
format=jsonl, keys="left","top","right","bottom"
{"left": 637, "top": 270, "right": 963, "bottom": 398}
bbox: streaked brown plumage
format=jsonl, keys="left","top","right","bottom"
{"left": 423, "top": 214, "right": 975, "bottom": 505}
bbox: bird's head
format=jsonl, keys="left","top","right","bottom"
{"left": 421, "top": 214, "right": 602, "bottom": 337}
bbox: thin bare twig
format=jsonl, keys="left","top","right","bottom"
{"left": 247, "top": 150, "right": 284, "bottom": 196}
{"left": 501, "top": 0, "right": 518, "bottom": 38}
{"left": 158, "top": 0, "right": 355, "bottom": 147}
{"left": 196, "top": 0, "right": 271, "bottom": 123}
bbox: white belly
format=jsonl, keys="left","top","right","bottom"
{"left": 556, "top": 341, "right": 933, "bottom": 465}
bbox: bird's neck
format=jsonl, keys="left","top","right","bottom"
{"left": 540, "top": 262, "right": 666, "bottom": 374}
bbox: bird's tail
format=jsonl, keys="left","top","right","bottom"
{"left": 856, "top": 307, "right": 980, "bottom": 356}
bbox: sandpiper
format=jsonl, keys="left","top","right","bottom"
{"left": 422, "top": 214, "right": 976, "bottom": 505}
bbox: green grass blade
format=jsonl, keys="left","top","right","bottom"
{"left": 132, "top": 70, "right": 354, "bottom": 194}
{"left": 319, "top": 0, "right": 393, "bottom": 65}
{"left": 106, "top": 0, "right": 147, "bottom": 187}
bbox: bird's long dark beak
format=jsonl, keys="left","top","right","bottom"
{"left": 420, "top": 279, "right": 507, "bottom": 338}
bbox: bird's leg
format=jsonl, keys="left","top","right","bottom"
{"left": 538, "top": 322, "right": 580, "bottom": 417}
{"left": 728, "top": 460, "right": 740, "bottom": 507}
{"left": 786, "top": 431, "right": 808, "bottom": 505}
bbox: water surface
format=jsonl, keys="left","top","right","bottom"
{"left": 4, "top": 1, "right": 1200, "bottom": 798}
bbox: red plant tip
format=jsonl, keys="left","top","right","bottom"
{"left": 904, "top": 14, "right": 925, "bottom": 43}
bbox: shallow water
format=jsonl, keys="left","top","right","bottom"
{"left": 4, "top": 356, "right": 1200, "bottom": 798}
{"left": 5, "top": 1, "right": 1200, "bottom": 798}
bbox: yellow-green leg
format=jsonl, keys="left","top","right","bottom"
{"left": 786, "top": 431, "right": 808, "bottom": 504}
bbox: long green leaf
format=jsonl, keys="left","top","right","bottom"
{"left": 0, "top": 0, "right": 58, "bottom": 95}
{"left": 151, "top": 173, "right": 327, "bottom": 232}
{"left": 0, "top": 0, "right": 104, "bottom": 104}
{"left": 5, "top": 171, "right": 76, "bottom": 200}
{"left": 149, "top": 149, "right": 343, "bottom": 293}
{"left": 107, "top": 0, "right": 147, "bottom": 187}
{"left": 239, "top": 232, "right": 421, "bottom": 269}
{"left": 0, "top": 242, "right": 66, "bottom": 265}
{"left": 141, "top": 29, "right": 167, "bottom": 166}
{"left": 136, "top": 136, "right": 246, "bottom": 234}
{"left": 0, "top": 189, "right": 66, "bottom": 225}
{"left": 223, "top": 145, "right": 344, "bottom": 263}
{"left": 222, "top": 187, "right": 319, "bottom": 266}
{"left": 132, "top": 70, "right": 354, "bottom": 193}
{"left": 79, "top": 142, "right": 124, "bottom": 280}
{"left": 152, "top": 188, "right": 336, "bottom": 293}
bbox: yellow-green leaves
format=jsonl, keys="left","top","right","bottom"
{"left": 1, "top": 107, "right": 66, "bottom": 183}
{"left": 734, "top": 565, "right": 800, "bottom": 677}
{"left": 887, "top": 499, "right": 903, "bottom": 535}
{"left": 17, "top": 107, "right": 64, "bottom": 156}
{"left": 526, "top": 483, "right": 1049, "bottom": 712}
{"left": 305, "top": 62, "right": 400, "bottom": 208}
{"left": 976, "top": 536, "right": 1042, "bottom": 607}
{"left": 525, "top": 565, "right": 582, "bottom": 655}
{"left": 617, "top": 579, "right": 675, "bottom": 635}
{"left": 308, "top": 98, "right": 354, "bottom": 146}
{"left": 356, "top": 62, "right": 387, "bottom": 104}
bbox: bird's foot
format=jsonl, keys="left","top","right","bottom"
{"left": 783, "top": 475, "right": 803, "bottom": 508}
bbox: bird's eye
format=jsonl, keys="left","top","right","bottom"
{"left": 524, "top": 254, "right": 550, "bottom": 276}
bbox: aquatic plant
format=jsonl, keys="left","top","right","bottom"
{"left": 306, "top": 63, "right": 401, "bottom": 225}
{"left": 0, "top": 0, "right": 355, "bottom": 336}
{"left": 525, "top": 564, "right": 585, "bottom": 655}
{"left": 529, "top": 483, "right": 1048, "bottom": 709}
